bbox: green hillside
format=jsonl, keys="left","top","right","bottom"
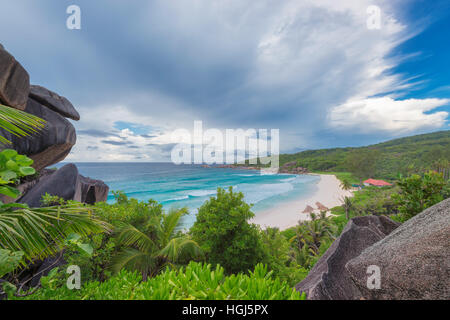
{"left": 279, "top": 130, "right": 450, "bottom": 180}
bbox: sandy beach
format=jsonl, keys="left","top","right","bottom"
{"left": 252, "top": 174, "right": 353, "bottom": 230}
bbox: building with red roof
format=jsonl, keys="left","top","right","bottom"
{"left": 363, "top": 179, "right": 392, "bottom": 187}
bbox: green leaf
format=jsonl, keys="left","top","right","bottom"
{"left": 14, "top": 155, "right": 34, "bottom": 167}
{"left": 19, "top": 166, "right": 35, "bottom": 176}
{"left": 66, "top": 233, "right": 82, "bottom": 242}
{"left": 0, "top": 170, "right": 17, "bottom": 182}
{"left": 1, "top": 149, "right": 18, "bottom": 160}
{"left": 0, "top": 249, "right": 24, "bottom": 277}
{"left": 0, "top": 185, "right": 20, "bottom": 198}
{"left": 78, "top": 243, "right": 94, "bottom": 256}
{"left": 6, "top": 159, "right": 19, "bottom": 171}
{"left": 0, "top": 202, "right": 29, "bottom": 209}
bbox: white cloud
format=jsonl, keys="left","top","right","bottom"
{"left": 328, "top": 97, "right": 449, "bottom": 133}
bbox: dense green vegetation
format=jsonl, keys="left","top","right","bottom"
{"left": 191, "top": 187, "right": 266, "bottom": 274}
{"left": 9, "top": 262, "right": 304, "bottom": 300}
{"left": 2, "top": 170, "right": 449, "bottom": 299}
{"left": 279, "top": 130, "right": 450, "bottom": 180}
{"left": 1, "top": 130, "right": 449, "bottom": 300}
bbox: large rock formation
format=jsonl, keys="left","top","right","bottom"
{"left": 0, "top": 45, "right": 29, "bottom": 110}
{"left": 18, "top": 163, "right": 109, "bottom": 207}
{"left": 296, "top": 199, "right": 450, "bottom": 300}
{"left": 0, "top": 97, "right": 76, "bottom": 171}
{"left": 346, "top": 199, "right": 450, "bottom": 300}
{"left": 295, "top": 215, "right": 400, "bottom": 299}
{"left": 29, "top": 85, "right": 80, "bottom": 120}
{"left": 0, "top": 43, "right": 108, "bottom": 206}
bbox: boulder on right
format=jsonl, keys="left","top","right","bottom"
{"left": 346, "top": 198, "right": 450, "bottom": 300}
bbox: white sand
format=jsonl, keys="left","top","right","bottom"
{"left": 251, "top": 174, "right": 353, "bottom": 230}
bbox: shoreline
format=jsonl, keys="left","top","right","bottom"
{"left": 251, "top": 174, "right": 353, "bottom": 230}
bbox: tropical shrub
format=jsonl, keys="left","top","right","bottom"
{"left": 289, "top": 212, "right": 337, "bottom": 269}
{"left": 190, "top": 187, "right": 266, "bottom": 274}
{"left": 260, "top": 228, "right": 309, "bottom": 286}
{"left": 392, "top": 171, "right": 446, "bottom": 221}
{"left": 65, "top": 192, "right": 202, "bottom": 281}
{"left": 0, "top": 249, "right": 23, "bottom": 278}
{"left": 0, "top": 149, "right": 36, "bottom": 199}
{"left": 10, "top": 261, "right": 304, "bottom": 300}
{"left": 111, "top": 206, "right": 202, "bottom": 280}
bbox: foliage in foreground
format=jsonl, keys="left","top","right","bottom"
{"left": 0, "top": 104, "right": 46, "bottom": 145}
{"left": 64, "top": 192, "right": 201, "bottom": 283}
{"left": 10, "top": 262, "right": 304, "bottom": 300}
{"left": 190, "top": 187, "right": 266, "bottom": 275}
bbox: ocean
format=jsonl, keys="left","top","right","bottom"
{"left": 62, "top": 163, "right": 320, "bottom": 228}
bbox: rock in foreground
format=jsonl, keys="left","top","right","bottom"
{"left": 295, "top": 215, "right": 400, "bottom": 299}
{"left": 18, "top": 163, "right": 109, "bottom": 207}
{"left": 346, "top": 198, "right": 450, "bottom": 300}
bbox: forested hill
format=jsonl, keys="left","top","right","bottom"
{"left": 279, "top": 130, "right": 450, "bottom": 179}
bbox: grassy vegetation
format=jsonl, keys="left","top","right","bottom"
{"left": 10, "top": 262, "right": 304, "bottom": 300}
{"left": 279, "top": 130, "right": 450, "bottom": 180}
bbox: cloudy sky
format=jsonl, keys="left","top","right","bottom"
{"left": 1, "top": 0, "right": 449, "bottom": 161}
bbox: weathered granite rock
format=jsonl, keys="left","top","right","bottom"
{"left": 18, "top": 163, "right": 109, "bottom": 207}
{"left": 74, "top": 174, "right": 110, "bottom": 205}
{"left": 29, "top": 85, "right": 80, "bottom": 120}
{"left": 0, "top": 98, "right": 76, "bottom": 170}
{"left": 346, "top": 199, "right": 450, "bottom": 300}
{"left": 0, "top": 169, "right": 55, "bottom": 204}
{"left": 0, "top": 45, "right": 30, "bottom": 110}
{"left": 295, "top": 215, "right": 400, "bottom": 299}
{"left": 18, "top": 163, "right": 79, "bottom": 207}
{"left": 27, "top": 253, "right": 66, "bottom": 288}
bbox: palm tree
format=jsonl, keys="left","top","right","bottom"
{"left": 112, "top": 207, "right": 202, "bottom": 280}
{"left": 341, "top": 196, "right": 353, "bottom": 220}
{"left": 340, "top": 178, "right": 352, "bottom": 191}
{"left": 292, "top": 212, "right": 336, "bottom": 256}
{"left": 0, "top": 202, "right": 111, "bottom": 263}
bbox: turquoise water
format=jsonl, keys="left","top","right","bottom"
{"left": 65, "top": 163, "right": 320, "bottom": 228}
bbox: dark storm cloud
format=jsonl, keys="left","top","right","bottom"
{"left": 1, "top": 0, "right": 446, "bottom": 159}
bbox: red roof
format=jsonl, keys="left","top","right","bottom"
{"left": 364, "top": 179, "right": 392, "bottom": 186}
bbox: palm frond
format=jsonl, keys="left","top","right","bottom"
{"left": 116, "top": 223, "right": 156, "bottom": 253}
{"left": 161, "top": 207, "right": 187, "bottom": 243}
{"left": 0, "top": 104, "right": 46, "bottom": 145}
{"left": 111, "top": 247, "right": 156, "bottom": 276}
{"left": 0, "top": 204, "right": 111, "bottom": 263}
{"left": 158, "top": 237, "right": 202, "bottom": 261}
